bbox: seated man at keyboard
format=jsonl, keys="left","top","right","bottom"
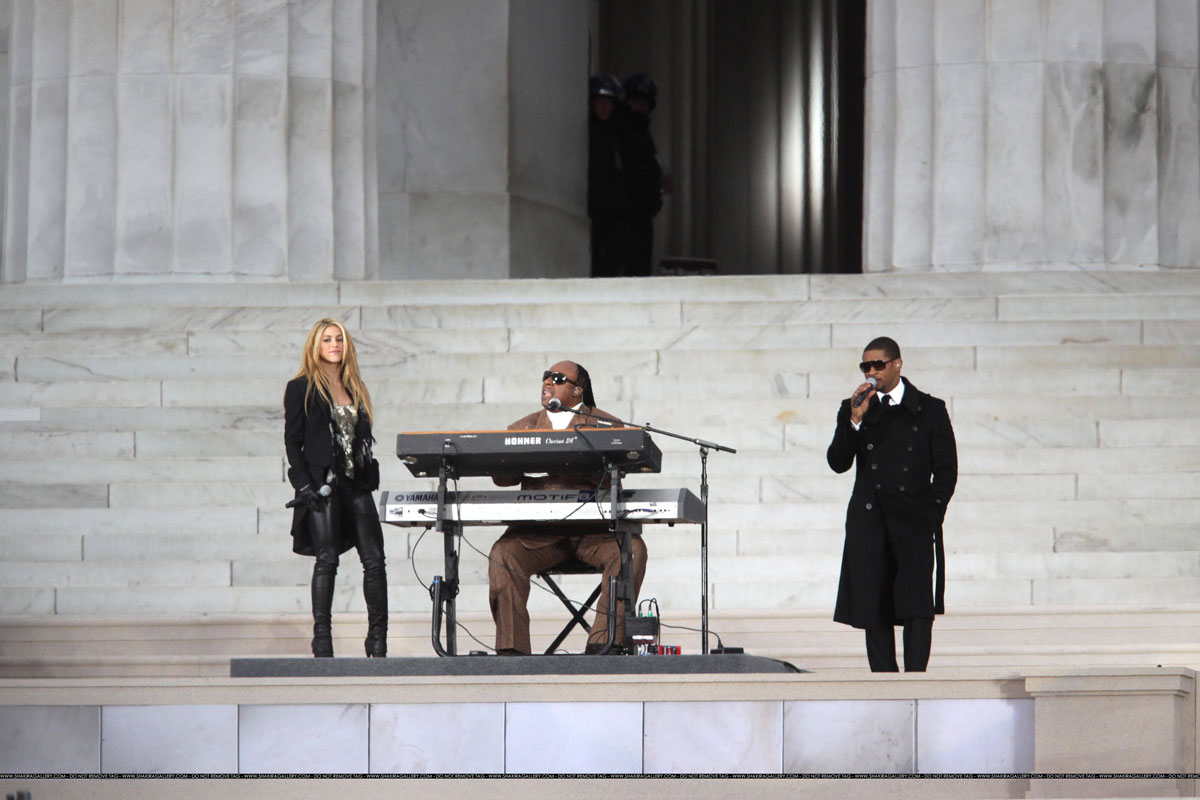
{"left": 488, "top": 360, "right": 648, "bottom": 655}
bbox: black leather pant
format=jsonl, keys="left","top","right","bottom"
{"left": 866, "top": 618, "right": 933, "bottom": 672}
{"left": 308, "top": 486, "right": 388, "bottom": 656}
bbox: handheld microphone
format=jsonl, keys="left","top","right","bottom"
{"left": 285, "top": 483, "right": 332, "bottom": 508}
{"left": 852, "top": 377, "right": 878, "bottom": 409}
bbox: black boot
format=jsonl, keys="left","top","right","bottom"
{"left": 311, "top": 571, "right": 335, "bottom": 658}
{"left": 363, "top": 563, "right": 388, "bottom": 657}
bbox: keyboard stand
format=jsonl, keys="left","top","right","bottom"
{"left": 428, "top": 456, "right": 639, "bottom": 658}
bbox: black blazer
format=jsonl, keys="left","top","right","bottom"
{"left": 283, "top": 375, "right": 378, "bottom": 555}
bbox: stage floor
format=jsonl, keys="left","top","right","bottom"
{"left": 229, "top": 653, "right": 804, "bottom": 678}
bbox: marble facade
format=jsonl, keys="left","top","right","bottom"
{"left": 0, "top": 0, "right": 588, "bottom": 283}
{"left": 866, "top": 0, "right": 1200, "bottom": 272}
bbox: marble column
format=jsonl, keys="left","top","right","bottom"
{"left": 864, "top": 0, "right": 1200, "bottom": 272}
{"left": 375, "top": 0, "right": 589, "bottom": 280}
{"left": 2, "top": 0, "right": 377, "bottom": 282}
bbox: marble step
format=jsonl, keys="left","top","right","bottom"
{"left": 16, "top": 343, "right": 1198, "bottom": 387}
{"left": 4, "top": 271, "right": 1200, "bottom": 313}
{"left": 18, "top": 292, "right": 1200, "bottom": 333}
{"left": 5, "top": 606, "right": 1200, "bottom": 675}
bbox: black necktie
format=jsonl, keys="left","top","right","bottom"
{"left": 881, "top": 394, "right": 892, "bottom": 405}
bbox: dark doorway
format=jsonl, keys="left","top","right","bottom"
{"left": 593, "top": 0, "right": 865, "bottom": 274}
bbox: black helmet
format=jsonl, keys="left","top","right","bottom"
{"left": 589, "top": 74, "right": 622, "bottom": 100}
{"left": 622, "top": 73, "right": 657, "bottom": 108}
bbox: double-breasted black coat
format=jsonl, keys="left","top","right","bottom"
{"left": 826, "top": 377, "right": 957, "bottom": 629}
{"left": 283, "top": 376, "right": 378, "bottom": 557}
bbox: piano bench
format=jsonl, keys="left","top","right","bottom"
{"left": 537, "top": 558, "right": 603, "bottom": 655}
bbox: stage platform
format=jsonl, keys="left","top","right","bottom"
{"left": 1, "top": 665, "right": 1195, "bottom": 797}
{"left": 230, "top": 653, "right": 803, "bottom": 678}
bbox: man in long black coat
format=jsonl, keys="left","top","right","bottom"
{"left": 826, "top": 337, "right": 957, "bottom": 671}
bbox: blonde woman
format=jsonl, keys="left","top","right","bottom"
{"left": 284, "top": 319, "right": 387, "bottom": 657}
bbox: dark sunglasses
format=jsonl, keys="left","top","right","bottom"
{"left": 859, "top": 357, "right": 897, "bottom": 374}
{"left": 543, "top": 370, "right": 580, "bottom": 386}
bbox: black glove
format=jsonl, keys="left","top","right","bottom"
{"left": 286, "top": 484, "right": 328, "bottom": 511}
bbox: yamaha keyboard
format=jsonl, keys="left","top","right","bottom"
{"left": 395, "top": 428, "right": 662, "bottom": 478}
{"left": 379, "top": 488, "right": 702, "bottom": 526}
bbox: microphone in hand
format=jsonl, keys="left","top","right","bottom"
{"left": 286, "top": 483, "right": 332, "bottom": 510}
{"left": 852, "top": 376, "right": 878, "bottom": 409}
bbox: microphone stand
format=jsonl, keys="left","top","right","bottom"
{"left": 569, "top": 406, "right": 736, "bottom": 654}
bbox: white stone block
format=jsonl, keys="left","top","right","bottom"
{"left": 1045, "top": 63, "right": 1105, "bottom": 264}
{"left": 1146, "top": 321, "right": 1200, "bottom": 344}
{"left": 235, "top": 0, "right": 288, "bottom": 77}
{"left": 1104, "top": 0, "right": 1157, "bottom": 63}
{"left": 407, "top": 192, "right": 510, "bottom": 279}
{"left": 1055, "top": 524, "right": 1199, "bottom": 552}
{"left": 1122, "top": 367, "right": 1198, "bottom": 396}
{"left": 986, "top": 0, "right": 1043, "bottom": 61}
{"left": 1001, "top": 293, "right": 1200, "bottom": 321}
{"left": 895, "top": 0, "right": 934, "bottom": 68}
{"left": 109, "top": 479, "right": 284, "bottom": 510}
{"left": 0, "top": 587, "right": 55, "bottom": 614}
{"left": 287, "top": 76, "right": 334, "bottom": 280}
{"left": 1100, "top": 419, "right": 1200, "bottom": 446}
{"left": 892, "top": 65, "right": 933, "bottom": 268}
{"left": 116, "top": 74, "right": 172, "bottom": 274}
{"left": 934, "top": 0, "right": 984, "bottom": 64}
{"left": 1046, "top": 0, "right": 1103, "bottom": 61}
{"left": 644, "top": 700, "right": 782, "bottom": 774}
{"left": 102, "top": 704, "right": 238, "bottom": 773}
{"left": 505, "top": 702, "right": 642, "bottom": 774}
{"left": 1079, "top": 472, "right": 1200, "bottom": 499}
{"left": 0, "top": 309, "right": 39, "bottom": 334}
{"left": 0, "top": 431, "right": 133, "bottom": 457}
{"left": 0, "top": 706, "right": 100, "bottom": 772}
{"left": 172, "top": 83, "right": 234, "bottom": 276}
{"left": 916, "top": 699, "right": 1034, "bottom": 772}
{"left": 0, "top": 559, "right": 232, "bottom": 588}
{"left": 233, "top": 76, "right": 288, "bottom": 277}
{"left": 134, "top": 430, "right": 277, "bottom": 458}
{"left": 950, "top": 551, "right": 1198, "bottom": 580}
{"left": 118, "top": 0, "right": 172, "bottom": 74}
{"left": 976, "top": 343, "right": 1200, "bottom": 370}
{"left": 0, "top": 482, "right": 107, "bottom": 509}
{"left": 0, "top": 506, "right": 256, "bottom": 536}
{"left": 64, "top": 73, "right": 117, "bottom": 277}
{"left": 1158, "top": 0, "right": 1199, "bottom": 66}
{"left": 1104, "top": 63, "right": 1160, "bottom": 265}
{"left": 82, "top": 532, "right": 278, "bottom": 562}
{"left": 0, "top": 407, "right": 39, "bottom": 422}
{"left": 0, "top": 456, "right": 280, "bottom": 484}
{"left": 370, "top": 703, "right": 504, "bottom": 773}
{"left": 986, "top": 62, "right": 1045, "bottom": 263}
{"left": 685, "top": 296, "right": 996, "bottom": 326}
{"left": 0, "top": 380, "right": 160, "bottom": 407}
{"left": 1034, "top": 576, "right": 1200, "bottom": 604}
{"left": 867, "top": 0, "right": 897, "bottom": 75}
{"left": 932, "top": 63, "right": 986, "bottom": 268}
{"left": 363, "top": 301, "right": 680, "bottom": 331}
{"left": 1158, "top": 66, "right": 1200, "bottom": 269}
{"left": 968, "top": 445, "right": 1200, "bottom": 473}
{"left": 188, "top": 327, "right": 509, "bottom": 357}
{"left": 832, "top": 320, "right": 1142, "bottom": 348}
{"left": 784, "top": 699, "right": 914, "bottom": 773}
{"left": 950, "top": 419, "right": 1100, "bottom": 448}
{"left": 808, "top": 366, "right": 1120, "bottom": 399}
{"left": 240, "top": 703, "right": 367, "bottom": 773}
{"left": 0, "top": 533, "right": 82, "bottom": 561}
{"left": 513, "top": 324, "right": 832, "bottom": 353}
{"left": 28, "top": 405, "right": 277, "bottom": 433}
{"left": 26, "top": 76, "right": 67, "bottom": 280}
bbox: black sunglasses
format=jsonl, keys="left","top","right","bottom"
{"left": 543, "top": 370, "right": 580, "bottom": 386}
{"left": 859, "top": 357, "right": 897, "bottom": 374}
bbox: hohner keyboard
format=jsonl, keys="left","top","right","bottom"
{"left": 395, "top": 428, "right": 662, "bottom": 478}
{"left": 379, "top": 488, "right": 702, "bottom": 526}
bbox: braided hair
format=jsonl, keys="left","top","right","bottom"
{"left": 572, "top": 362, "right": 597, "bottom": 407}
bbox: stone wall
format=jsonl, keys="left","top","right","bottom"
{"left": 864, "top": 0, "right": 1200, "bottom": 272}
